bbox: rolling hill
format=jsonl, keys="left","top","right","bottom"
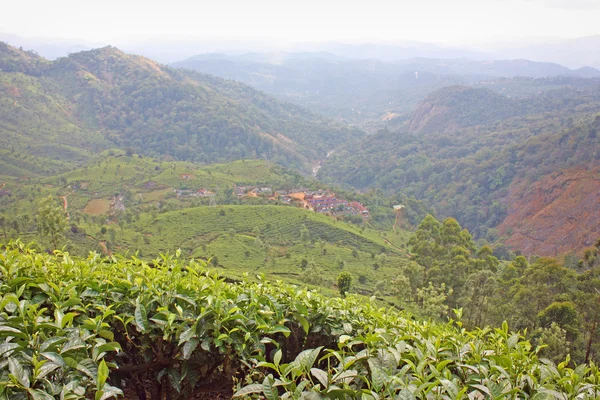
{"left": 0, "top": 42, "right": 364, "bottom": 176}
{"left": 319, "top": 85, "right": 600, "bottom": 256}
{"left": 0, "top": 154, "right": 421, "bottom": 302}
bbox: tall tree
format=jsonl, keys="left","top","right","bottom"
{"left": 37, "top": 196, "right": 67, "bottom": 250}
{"left": 337, "top": 272, "right": 353, "bottom": 298}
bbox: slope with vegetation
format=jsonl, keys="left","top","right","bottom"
{"left": 498, "top": 167, "right": 600, "bottom": 256}
{"left": 0, "top": 154, "right": 428, "bottom": 300}
{"left": 319, "top": 85, "right": 600, "bottom": 255}
{"left": 0, "top": 43, "right": 364, "bottom": 175}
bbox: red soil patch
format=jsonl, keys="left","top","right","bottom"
{"left": 498, "top": 167, "right": 600, "bottom": 257}
{"left": 382, "top": 112, "right": 400, "bottom": 121}
{"left": 6, "top": 85, "right": 21, "bottom": 98}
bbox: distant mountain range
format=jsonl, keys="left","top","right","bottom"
{"left": 494, "top": 35, "right": 600, "bottom": 70}
{"left": 171, "top": 52, "right": 600, "bottom": 131}
{"left": 4, "top": 33, "right": 600, "bottom": 69}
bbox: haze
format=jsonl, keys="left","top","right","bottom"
{"left": 2, "top": 0, "right": 600, "bottom": 45}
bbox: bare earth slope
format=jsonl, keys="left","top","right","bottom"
{"left": 499, "top": 168, "right": 600, "bottom": 256}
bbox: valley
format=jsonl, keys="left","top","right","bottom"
{"left": 2, "top": 37, "right": 600, "bottom": 399}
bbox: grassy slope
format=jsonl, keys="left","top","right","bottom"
{"left": 0, "top": 156, "right": 415, "bottom": 304}
{"left": 83, "top": 205, "right": 413, "bottom": 300}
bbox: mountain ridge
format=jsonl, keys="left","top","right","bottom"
{"left": 0, "top": 43, "right": 364, "bottom": 174}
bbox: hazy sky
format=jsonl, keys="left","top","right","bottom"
{"left": 2, "top": 0, "right": 600, "bottom": 45}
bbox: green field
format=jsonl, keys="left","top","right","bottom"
{"left": 75, "top": 204, "right": 414, "bottom": 302}
{"left": 0, "top": 155, "right": 415, "bottom": 304}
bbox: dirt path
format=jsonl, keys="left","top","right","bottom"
{"left": 381, "top": 236, "right": 411, "bottom": 258}
{"left": 0, "top": 183, "right": 5, "bottom": 190}
{"left": 61, "top": 192, "right": 72, "bottom": 218}
{"left": 393, "top": 211, "right": 402, "bottom": 231}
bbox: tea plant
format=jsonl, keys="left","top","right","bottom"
{"left": 1, "top": 241, "right": 600, "bottom": 399}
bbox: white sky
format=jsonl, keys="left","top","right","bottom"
{"left": 2, "top": 0, "right": 600, "bottom": 45}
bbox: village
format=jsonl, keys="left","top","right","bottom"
{"left": 174, "top": 184, "right": 370, "bottom": 218}
{"left": 236, "top": 186, "right": 370, "bottom": 218}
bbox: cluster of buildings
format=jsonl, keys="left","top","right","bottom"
{"left": 173, "top": 184, "right": 370, "bottom": 219}
{"left": 279, "top": 189, "right": 370, "bottom": 218}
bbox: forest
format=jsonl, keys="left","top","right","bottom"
{"left": 0, "top": 43, "right": 363, "bottom": 175}
{"left": 319, "top": 86, "right": 600, "bottom": 245}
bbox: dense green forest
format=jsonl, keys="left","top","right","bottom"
{"left": 0, "top": 43, "right": 364, "bottom": 175}
{"left": 319, "top": 85, "right": 600, "bottom": 241}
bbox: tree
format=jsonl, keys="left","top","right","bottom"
{"left": 537, "top": 301, "right": 580, "bottom": 343}
{"left": 0, "top": 215, "right": 7, "bottom": 239}
{"left": 302, "top": 264, "right": 322, "bottom": 286}
{"left": 337, "top": 272, "right": 353, "bottom": 298}
{"left": 512, "top": 255, "right": 528, "bottom": 273}
{"left": 37, "top": 196, "right": 67, "bottom": 250}
{"left": 391, "top": 274, "right": 411, "bottom": 302}
{"left": 408, "top": 215, "right": 443, "bottom": 277}
{"left": 300, "top": 259, "right": 308, "bottom": 270}
{"left": 300, "top": 224, "right": 310, "bottom": 248}
{"left": 533, "top": 322, "right": 570, "bottom": 364}
{"left": 416, "top": 282, "right": 452, "bottom": 320}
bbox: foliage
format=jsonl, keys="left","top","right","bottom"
{"left": 0, "top": 44, "right": 364, "bottom": 177}
{"left": 336, "top": 272, "right": 352, "bottom": 298}
{"left": 319, "top": 89, "right": 600, "bottom": 239}
{"left": 4, "top": 242, "right": 600, "bottom": 399}
{"left": 37, "top": 195, "right": 68, "bottom": 250}
{"left": 405, "top": 214, "right": 600, "bottom": 366}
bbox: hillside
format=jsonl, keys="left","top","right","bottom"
{"left": 0, "top": 44, "right": 364, "bottom": 175}
{"left": 407, "top": 86, "right": 521, "bottom": 134}
{"left": 319, "top": 87, "right": 600, "bottom": 256}
{"left": 498, "top": 168, "right": 600, "bottom": 256}
{"left": 0, "top": 154, "right": 425, "bottom": 301}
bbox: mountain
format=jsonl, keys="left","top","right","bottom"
{"left": 318, "top": 85, "right": 600, "bottom": 256}
{"left": 290, "top": 41, "right": 489, "bottom": 61}
{"left": 0, "top": 43, "right": 364, "bottom": 176}
{"left": 497, "top": 35, "right": 600, "bottom": 70}
{"left": 407, "top": 86, "right": 521, "bottom": 134}
{"left": 173, "top": 53, "right": 600, "bottom": 132}
{"left": 395, "top": 58, "right": 600, "bottom": 78}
